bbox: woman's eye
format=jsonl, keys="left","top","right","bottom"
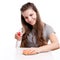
{"left": 30, "top": 14, "right": 33, "bottom": 16}
{"left": 25, "top": 17, "right": 28, "bottom": 19}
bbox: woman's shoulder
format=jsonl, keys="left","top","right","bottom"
{"left": 44, "top": 23, "right": 53, "bottom": 29}
{"left": 44, "top": 23, "right": 55, "bottom": 36}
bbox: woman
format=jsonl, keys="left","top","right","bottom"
{"left": 15, "top": 2, "right": 59, "bottom": 55}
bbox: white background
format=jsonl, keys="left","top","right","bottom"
{"left": 0, "top": 0, "right": 60, "bottom": 60}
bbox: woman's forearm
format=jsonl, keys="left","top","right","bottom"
{"left": 39, "top": 43, "right": 59, "bottom": 53}
{"left": 22, "top": 43, "right": 59, "bottom": 55}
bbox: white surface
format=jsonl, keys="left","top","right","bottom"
{"left": 15, "top": 48, "right": 55, "bottom": 60}
{"left": 51, "top": 49, "right": 60, "bottom": 60}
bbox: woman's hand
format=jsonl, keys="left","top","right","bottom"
{"left": 23, "top": 48, "right": 40, "bottom": 55}
{"left": 15, "top": 32, "right": 22, "bottom": 41}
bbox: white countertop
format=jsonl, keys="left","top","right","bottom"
{"left": 0, "top": 47, "right": 60, "bottom": 60}
{"left": 15, "top": 48, "right": 55, "bottom": 60}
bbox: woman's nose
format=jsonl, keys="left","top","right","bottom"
{"left": 28, "top": 17, "right": 31, "bottom": 22}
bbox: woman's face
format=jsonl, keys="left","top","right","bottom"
{"left": 22, "top": 8, "right": 37, "bottom": 26}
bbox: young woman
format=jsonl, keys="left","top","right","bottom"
{"left": 15, "top": 2, "right": 59, "bottom": 55}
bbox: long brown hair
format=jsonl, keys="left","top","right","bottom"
{"left": 20, "top": 2, "right": 47, "bottom": 47}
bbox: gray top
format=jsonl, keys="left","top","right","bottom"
{"left": 27, "top": 24, "right": 55, "bottom": 47}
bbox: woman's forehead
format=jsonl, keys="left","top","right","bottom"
{"left": 21, "top": 8, "right": 35, "bottom": 16}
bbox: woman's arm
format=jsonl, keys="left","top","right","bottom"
{"left": 38, "top": 33, "right": 59, "bottom": 52}
{"left": 23, "top": 33, "right": 59, "bottom": 55}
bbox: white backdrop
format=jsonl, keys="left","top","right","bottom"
{"left": 0, "top": 0, "right": 60, "bottom": 60}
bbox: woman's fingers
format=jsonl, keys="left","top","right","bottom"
{"left": 15, "top": 32, "right": 21, "bottom": 40}
{"left": 23, "top": 49, "right": 36, "bottom": 55}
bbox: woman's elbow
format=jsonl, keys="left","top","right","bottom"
{"left": 59, "top": 43, "right": 60, "bottom": 48}
{"left": 54, "top": 42, "right": 60, "bottom": 49}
